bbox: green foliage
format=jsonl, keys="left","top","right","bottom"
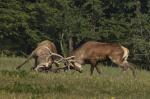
{"left": 0, "top": 0, "right": 149, "bottom": 67}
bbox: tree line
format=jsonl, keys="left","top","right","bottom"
{"left": 0, "top": 0, "right": 150, "bottom": 69}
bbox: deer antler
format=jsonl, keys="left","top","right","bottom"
{"left": 44, "top": 47, "right": 76, "bottom": 70}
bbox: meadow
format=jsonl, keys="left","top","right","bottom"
{"left": 0, "top": 57, "right": 150, "bottom": 99}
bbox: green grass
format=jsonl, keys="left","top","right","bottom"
{"left": 0, "top": 57, "right": 150, "bottom": 99}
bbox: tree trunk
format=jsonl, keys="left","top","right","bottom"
{"left": 60, "top": 33, "right": 66, "bottom": 57}
{"left": 68, "top": 34, "right": 73, "bottom": 55}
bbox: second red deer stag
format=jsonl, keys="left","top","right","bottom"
{"left": 71, "top": 41, "right": 135, "bottom": 77}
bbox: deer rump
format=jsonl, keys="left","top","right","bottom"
{"left": 71, "top": 41, "right": 135, "bottom": 77}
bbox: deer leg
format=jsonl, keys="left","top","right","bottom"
{"left": 120, "top": 61, "right": 136, "bottom": 77}
{"left": 125, "top": 62, "right": 136, "bottom": 77}
{"left": 109, "top": 56, "right": 127, "bottom": 70}
{"left": 122, "top": 63, "right": 129, "bottom": 71}
{"left": 90, "top": 65, "right": 94, "bottom": 75}
{"left": 90, "top": 60, "right": 97, "bottom": 75}
{"left": 95, "top": 64, "right": 101, "bottom": 75}
{"left": 113, "top": 60, "right": 136, "bottom": 77}
{"left": 31, "top": 58, "right": 37, "bottom": 70}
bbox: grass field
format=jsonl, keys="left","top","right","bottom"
{"left": 0, "top": 57, "right": 150, "bottom": 99}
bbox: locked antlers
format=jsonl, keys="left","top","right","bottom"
{"left": 44, "top": 47, "right": 81, "bottom": 72}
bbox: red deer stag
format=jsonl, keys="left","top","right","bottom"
{"left": 71, "top": 41, "right": 135, "bottom": 77}
{"left": 16, "top": 40, "right": 58, "bottom": 71}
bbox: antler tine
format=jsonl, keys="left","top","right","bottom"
{"left": 51, "top": 53, "right": 64, "bottom": 59}
{"left": 53, "top": 58, "right": 64, "bottom": 64}
{"left": 44, "top": 47, "right": 64, "bottom": 59}
{"left": 65, "top": 56, "right": 75, "bottom": 60}
{"left": 67, "top": 59, "right": 76, "bottom": 62}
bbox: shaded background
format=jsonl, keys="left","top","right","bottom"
{"left": 0, "top": 0, "right": 150, "bottom": 70}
